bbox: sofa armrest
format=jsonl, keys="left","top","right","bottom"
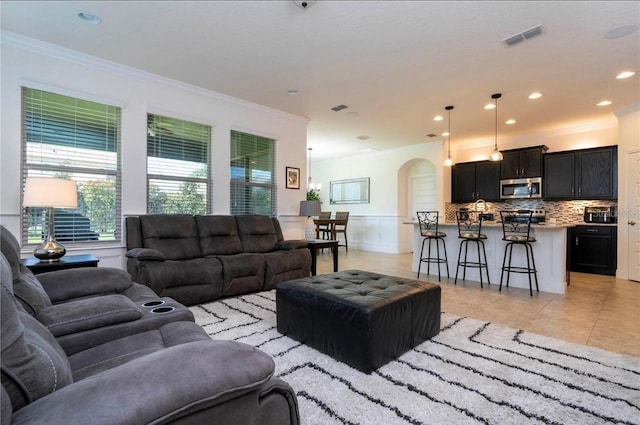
{"left": 36, "top": 267, "right": 133, "bottom": 304}
{"left": 275, "top": 240, "right": 308, "bottom": 250}
{"left": 35, "top": 294, "right": 142, "bottom": 337}
{"left": 10, "top": 340, "right": 278, "bottom": 425}
{"left": 37, "top": 268, "right": 135, "bottom": 303}
{"left": 126, "top": 248, "right": 167, "bottom": 261}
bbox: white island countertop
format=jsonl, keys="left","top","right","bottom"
{"left": 406, "top": 221, "right": 569, "bottom": 294}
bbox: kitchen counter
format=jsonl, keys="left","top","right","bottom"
{"left": 406, "top": 221, "right": 569, "bottom": 294}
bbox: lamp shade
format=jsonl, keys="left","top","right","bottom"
{"left": 299, "top": 200, "right": 321, "bottom": 217}
{"left": 24, "top": 178, "right": 78, "bottom": 208}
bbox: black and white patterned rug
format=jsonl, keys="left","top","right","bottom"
{"left": 191, "top": 291, "right": 640, "bottom": 425}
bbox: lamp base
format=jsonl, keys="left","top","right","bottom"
{"left": 33, "top": 240, "right": 66, "bottom": 262}
{"left": 304, "top": 216, "right": 316, "bottom": 241}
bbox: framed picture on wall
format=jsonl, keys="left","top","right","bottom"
{"left": 286, "top": 167, "right": 300, "bottom": 189}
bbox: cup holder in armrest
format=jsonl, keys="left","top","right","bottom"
{"left": 141, "top": 300, "right": 166, "bottom": 308}
{"left": 150, "top": 306, "right": 175, "bottom": 314}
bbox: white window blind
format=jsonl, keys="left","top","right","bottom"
{"left": 21, "top": 87, "right": 121, "bottom": 245}
{"left": 230, "top": 130, "right": 277, "bottom": 216}
{"left": 147, "top": 114, "right": 211, "bottom": 214}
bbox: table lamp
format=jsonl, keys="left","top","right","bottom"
{"left": 299, "top": 200, "right": 321, "bottom": 241}
{"left": 23, "top": 177, "right": 78, "bottom": 261}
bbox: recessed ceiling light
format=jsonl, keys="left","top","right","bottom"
{"left": 528, "top": 92, "right": 542, "bottom": 99}
{"left": 77, "top": 11, "right": 102, "bottom": 24}
{"left": 616, "top": 71, "right": 635, "bottom": 79}
{"left": 346, "top": 111, "right": 360, "bottom": 118}
{"left": 505, "top": 119, "right": 516, "bottom": 125}
{"left": 484, "top": 103, "right": 496, "bottom": 110}
{"left": 433, "top": 115, "right": 444, "bottom": 121}
{"left": 442, "top": 132, "right": 450, "bottom": 137}
{"left": 604, "top": 24, "right": 639, "bottom": 40}
{"left": 597, "top": 100, "right": 612, "bottom": 106}
{"left": 287, "top": 89, "right": 300, "bottom": 95}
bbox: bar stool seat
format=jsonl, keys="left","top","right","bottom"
{"left": 454, "top": 210, "right": 490, "bottom": 287}
{"left": 499, "top": 210, "right": 539, "bottom": 296}
{"left": 416, "top": 211, "right": 449, "bottom": 282}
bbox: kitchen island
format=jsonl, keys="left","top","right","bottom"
{"left": 408, "top": 221, "right": 570, "bottom": 294}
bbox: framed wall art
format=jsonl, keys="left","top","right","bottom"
{"left": 286, "top": 167, "right": 300, "bottom": 189}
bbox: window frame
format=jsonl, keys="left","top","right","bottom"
{"left": 146, "top": 112, "right": 212, "bottom": 215}
{"left": 229, "top": 130, "right": 278, "bottom": 217}
{"left": 21, "top": 86, "right": 122, "bottom": 247}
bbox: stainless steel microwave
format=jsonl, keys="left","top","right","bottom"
{"left": 500, "top": 177, "right": 542, "bottom": 199}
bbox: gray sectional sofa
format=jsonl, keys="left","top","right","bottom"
{"left": 126, "top": 214, "right": 311, "bottom": 305}
{"left": 0, "top": 252, "right": 300, "bottom": 425}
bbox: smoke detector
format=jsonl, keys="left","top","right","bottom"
{"left": 293, "top": 0, "right": 316, "bottom": 10}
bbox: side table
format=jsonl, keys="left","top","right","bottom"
{"left": 22, "top": 254, "right": 99, "bottom": 275}
{"left": 306, "top": 239, "right": 339, "bottom": 276}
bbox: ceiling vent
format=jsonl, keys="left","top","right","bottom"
{"left": 502, "top": 24, "right": 545, "bottom": 47}
{"left": 331, "top": 104, "right": 348, "bottom": 112}
{"left": 426, "top": 133, "right": 437, "bottom": 138}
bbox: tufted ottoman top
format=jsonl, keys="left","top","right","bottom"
{"left": 277, "top": 269, "right": 439, "bottom": 311}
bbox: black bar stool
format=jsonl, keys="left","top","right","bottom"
{"left": 499, "top": 210, "right": 539, "bottom": 296}
{"left": 416, "top": 211, "right": 449, "bottom": 281}
{"left": 454, "top": 210, "right": 490, "bottom": 287}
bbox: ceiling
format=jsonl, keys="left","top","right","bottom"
{"left": 1, "top": 1, "right": 639, "bottom": 161}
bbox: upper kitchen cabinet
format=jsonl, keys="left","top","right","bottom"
{"left": 576, "top": 146, "right": 617, "bottom": 199}
{"left": 500, "top": 146, "right": 548, "bottom": 180}
{"left": 452, "top": 160, "right": 501, "bottom": 203}
{"left": 543, "top": 145, "right": 617, "bottom": 200}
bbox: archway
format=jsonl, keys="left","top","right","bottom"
{"left": 397, "top": 158, "right": 437, "bottom": 253}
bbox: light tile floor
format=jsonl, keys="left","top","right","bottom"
{"left": 314, "top": 249, "right": 639, "bottom": 357}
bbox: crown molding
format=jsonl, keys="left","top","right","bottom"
{"left": 613, "top": 102, "right": 640, "bottom": 117}
{"left": 1, "top": 30, "right": 310, "bottom": 124}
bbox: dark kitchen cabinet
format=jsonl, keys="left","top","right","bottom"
{"left": 500, "top": 146, "right": 548, "bottom": 179}
{"left": 576, "top": 146, "right": 617, "bottom": 199}
{"left": 543, "top": 152, "right": 575, "bottom": 199}
{"left": 543, "top": 145, "right": 617, "bottom": 200}
{"left": 451, "top": 160, "right": 501, "bottom": 203}
{"left": 568, "top": 225, "right": 617, "bottom": 276}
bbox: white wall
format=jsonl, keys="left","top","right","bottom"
{"left": 0, "top": 32, "right": 310, "bottom": 266}
{"left": 309, "top": 142, "right": 444, "bottom": 253}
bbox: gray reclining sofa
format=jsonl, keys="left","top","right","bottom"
{"left": 126, "top": 214, "right": 311, "bottom": 305}
{"left": 0, "top": 250, "right": 300, "bottom": 425}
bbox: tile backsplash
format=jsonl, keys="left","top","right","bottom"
{"left": 445, "top": 199, "right": 617, "bottom": 224}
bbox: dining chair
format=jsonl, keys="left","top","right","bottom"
{"left": 318, "top": 211, "right": 332, "bottom": 240}
{"left": 334, "top": 211, "right": 350, "bottom": 252}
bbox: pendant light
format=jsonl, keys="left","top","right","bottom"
{"left": 489, "top": 93, "right": 503, "bottom": 161}
{"left": 443, "top": 105, "right": 454, "bottom": 167}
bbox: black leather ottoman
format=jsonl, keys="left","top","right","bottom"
{"left": 276, "top": 270, "right": 441, "bottom": 373}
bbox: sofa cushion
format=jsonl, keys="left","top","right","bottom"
{"left": 138, "top": 258, "right": 224, "bottom": 303}
{"left": 263, "top": 250, "right": 312, "bottom": 291}
{"left": 236, "top": 215, "right": 279, "bottom": 253}
{"left": 35, "top": 294, "right": 143, "bottom": 338}
{"left": 217, "top": 253, "right": 266, "bottom": 297}
{"left": 195, "top": 215, "right": 243, "bottom": 255}
{"left": 1, "top": 283, "right": 73, "bottom": 410}
{"left": 68, "top": 321, "right": 211, "bottom": 381}
{"left": 140, "top": 214, "right": 201, "bottom": 260}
